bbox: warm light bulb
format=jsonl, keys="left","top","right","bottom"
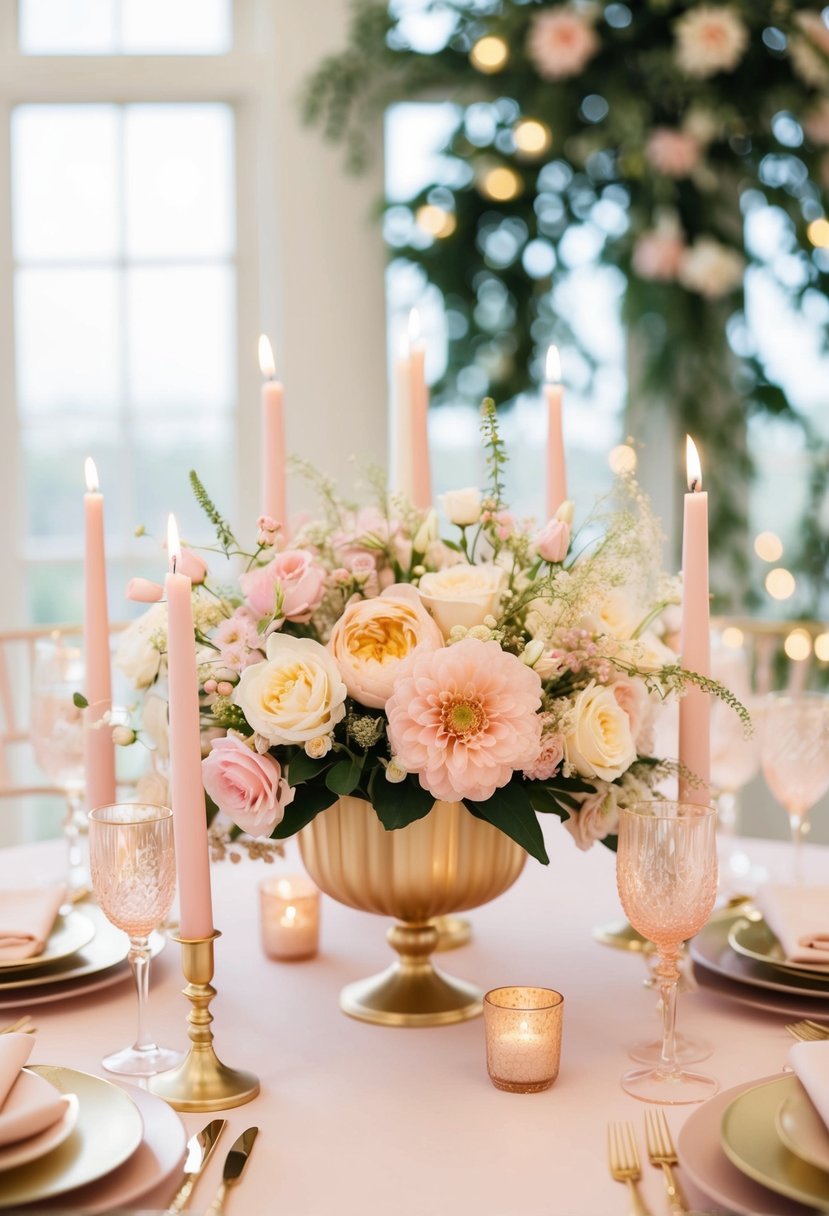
{"left": 686, "top": 435, "right": 702, "bottom": 492}
{"left": 513, "top": 119, "right": 551, "bottom": 157}
{"left": 808, "top": 218, "right": 829, "bottom": 248}
{"left": 721, "top": 627, "right": 744, "bottom": 649}
{"left": 283, "top": 905, "right": 297, "bottom": 926}
{"left": 415, "top": 204, "right": 457, "bottom": 239}
{"left": 765, "top": 567, "right": 796, "bottom": 600}
{"left": 784, "top": 628, "right": 812, "bottom": 662}
{"left": 258, "top": 333, "right": 275, "bottom": 379}
{"left": 84, "top": 456, "right": 99, "bottom": 493}
{"left": 470, "top": 35, "right": 509, "bottom": 73}
{"left": 608, "top": 444, "right": 637, "bottom": 475}
{"left": 815, "top": 632, "right": 829, "bottom": 662}
{"left": 545, "top": 345, "right": 561, "bottom": 384}
{"left": 167, "top": 513, "right": 181, "bottom": 569}
{"left": 480, "top": 166, "right": 522, "bottom": 201}
{"left": 276, "top": 879, "right": 293, "bottom": 898}
{"left": 753, "top": 531, "right": 783, "bottom": 562}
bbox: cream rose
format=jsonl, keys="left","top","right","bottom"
{"left": 564, "top": 680, "right": 637, "bottom": 782}
{"left": 417, "top": 563, "right": 506, "bottom": 638}
{"left": 233, "top": 635, "right": 347, "bottom": 745}
{"left": 440, "top": 487, "right": 482, "bottom": 527}
{"left": 141, "top": 691, "right": 169, "bottom": 761}
{"left": 116, "top": 604, "right": 167, "bottom": 689}
{"left": 591, "top": 587, "right": 642, "bottom": 641}
{"left": 328, "top": 584, "right": 443, "bottom": 709}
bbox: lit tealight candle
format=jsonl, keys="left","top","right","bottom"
{"left": 483, "top": 986, "right": 564, "bottom": 1093}
{"left": 260, "top": 875, "right": 320, "bottom": 961}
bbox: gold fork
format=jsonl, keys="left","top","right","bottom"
{"left": 0, "top": 1015, "right": 35, "bottom": 1035}
{"left": 786, "top": 1019, "right": 829, "bottom": 1042}
{"left": 608, "top": 1121, "right": 654, "bottom": 1216}
{"left": 644, "top": 1109, "right": 688, "bottom": 1214}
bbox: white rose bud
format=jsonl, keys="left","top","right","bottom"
{"left": 413, "top": 508, "right": 439, "bottom": 553}
{"left": 305, "top": 734, "right": 333, "bottom": 759}
{"left": 112, "top": 724, "right": 136, "bottom": 746}
{"left": 555, "top": 499, "right": 574, "bottom": 525}
{"left": 521, "top": 639, "right": 545, "bottom": 668}
{"left": 385, "top": 757, "right": 407, "bottom": 783}
{"left": 439, "top": 487, "right": 482, "bottom": 527}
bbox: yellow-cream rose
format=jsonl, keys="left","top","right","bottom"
{"left": 328, "top": 584, "right": 443, "bottom": 709}
{"left": 417, "top": 563, "right": 506, "bottom": 638}
{"left": 233, "top": 635, "right": 347, "bottom": 745}
{"left": 564, "top": 680, "right": 637, "bottom": 782}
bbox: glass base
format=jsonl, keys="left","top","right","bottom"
{"left": 628, "top": 1032, "right": 712, "bottom": 1065}
{"left": 489, "top": 1075, "right": 555, "bottom": 1094}
{"left": 102, "top": 1043, "right": 184, "bottom": 1078}
{"left": 621, "top": 1064, "right": 719, "bottom": 1105}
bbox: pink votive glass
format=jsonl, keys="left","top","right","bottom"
{"left": 259, "top": 875, "right": 320, "bottom": 961}
{"left": 483, "top": 986, "right": 564, "bottom": 1093}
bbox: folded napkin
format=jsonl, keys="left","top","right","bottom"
{"left": 0, "top": 1033, "right": 66, "bottom": 1147}
{"left": 0, "top": 885, "right": 66, "bottom": 962}
{"left": 755, "top": 884, "right": 829, "bottom": 965}
{"left": 790, "top": 1041, "right": 829, "bottom": 1130}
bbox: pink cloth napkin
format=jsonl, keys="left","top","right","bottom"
{"left": 755, "top": 884, "right": 829, "bottom": 965}
{"left": 790, "top": 1041, "right": 829, "bottom": 1129}
{"left": 0, "top": 1033, "right": 66, "bottom": 1147}
{"left": 0, "top": 885, "right": 66, "bottom": 962}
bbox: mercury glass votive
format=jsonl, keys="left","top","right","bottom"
{"left": 259, "top": 875, "right": 320, "bottom": 961}
{"left": 483, "top": 987, "right": 564, "bottom": 1093}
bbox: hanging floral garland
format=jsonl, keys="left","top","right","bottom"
{"left": 306, "top": 1, "right": 829, "bottom": 607}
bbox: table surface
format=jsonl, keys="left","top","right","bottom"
{"left": 1, "top": 824, "right": 821, "bottom": 1216}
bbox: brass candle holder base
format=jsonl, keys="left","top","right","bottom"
{"left": 432, "top": 915, "right": 473, "bottom": 952}
{"left": 148, "top": 931, "right": 260, "bottom": 1112}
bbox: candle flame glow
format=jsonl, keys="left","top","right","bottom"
{"left": 407, "top": 308, "right": 421, "bottom": 348}
{"left": 282, "top": 905, "right": 297, "bottom": 927}
{"left": 686, "top": 435, "right": 702, "bottom": 492}
{"left": 167, "top": 514, "right": 181, "bottom": 571}
{"left": 84, "top": 457, "right": 99, "bottom": 493}
{"left": 276, "top": 879, "right": 293, "bottom": 898}
{"left": 545, "top": 345, "right": 561, "bottom": 384}
{"left": 258, "top": 333, "right": 276, "bottom": 379}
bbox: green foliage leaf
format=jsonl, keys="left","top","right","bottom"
{"left": 287, "top": 749, "right": 332, "bottom": 787}
{"left": 465, "top": 786, "right": 549, "bottom": 865}
{"left": 325, "top": 757, "right": 363, "bottom": 796}
{"left": 272, "top": 786, "right": 339, "bottom": 839}
{"left": 368, "top": 770, "right": 434, "bottom": 830}
{"left": 72, "top": 692, "right": 88, "bottom": 709}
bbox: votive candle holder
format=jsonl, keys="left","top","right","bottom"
{"left": 259, "top": 875, "right": 320, "bottom": 961}
{"left": 483, "top": 986, "right": 564, "bottom": 1093}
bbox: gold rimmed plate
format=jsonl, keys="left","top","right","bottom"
{"left": 721, "top": 1074, "right": 829, "bottom": 1210}
{"left": 0, "top": 911, "right": 95, "bottom": 973}
{"left": 730, "top": 917, "right": 829, "bottom": 980}
{"left": 777, "top": 1083, "right": 829, "bottom": 1176}
{"left": 0, "top": 1088, "right": 78, "bottom": 1173}
{"left": 0, "top": 1065, "right": 144, "bottom": 1209}
{"left": 691, "top": 913, "right": 829, "bottom": 1001}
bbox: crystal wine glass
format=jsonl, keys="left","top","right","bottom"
{"left": 30, "top": 635, "right": 88, "bottom": 893}
{"left": 761, "top": 692, "right": 829, "bottom": 885}
{"left": 88, "top": 803, "right": 183, "bottom": 1077}
{"left": 617, "top": 801, "right": 719, "bottom": 1104}
{"left": 711, "top": 693, "right": 764, "bottom": 893}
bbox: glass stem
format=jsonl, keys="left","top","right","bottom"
{"left": 128, "top": 937, "right": 157, "bottom": 1055}
{"left": 789, "top": 811, "right": 804, "bottom": 885}
{"left": 656, "top": 948, "right": 682, "bottom": 1079}
{"left": 63, "top": 790, "right": 85, "bottom": 891}
{"left": 717, "top": 791, "right": 738, "bottom": 840}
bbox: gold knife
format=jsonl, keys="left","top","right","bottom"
{"left": 204, "top": 1127, "right": 259, "bottom": 1216}
{"left": 163, "top": 1118, "right": 227, "bottom": 1214}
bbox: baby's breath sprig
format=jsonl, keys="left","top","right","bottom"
{"left": 189, "top": 470, "right": 238, "bottom": 555}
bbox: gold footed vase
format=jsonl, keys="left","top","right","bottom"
{"left": 298, "top": 796, "right": 526, "bottom": 1028}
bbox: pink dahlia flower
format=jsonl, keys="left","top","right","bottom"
{"left": 386, "top": 637, "right": 542, "bottom": 803}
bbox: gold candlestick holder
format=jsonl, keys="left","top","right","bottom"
{"left": 149, "top": 931, "right": 259, "bottom": 1112}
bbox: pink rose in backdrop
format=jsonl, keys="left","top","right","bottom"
{"left": 202, "top": 734, "right": 294, "bottom": 836}
{"left": 239, "top": 549, "right": 326, "bottom": 623}
{"left": 386, "top": 637, "right": 542, "bottom": 803}
{"left": 523, "top": 719, "right": 565, "bottom": 781}
{"left": 611, "top": 675, "right": 654, "bottom": 752}
{"left": 645, "top": 128, "right": 701, "bottom": 178}
{"left": 632, "top": 228, "right": 686, "bottom": 281}
{"left": 534, "top": 517, "right": 570, "bottom": 563}
{"left": 527, "top": 7, "right": 599, "bottom": 79}
{"left": 564, "top": 787, "right": 620, "bottom": 852}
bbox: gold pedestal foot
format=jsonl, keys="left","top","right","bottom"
{"left": 148, "top": 932, "right": 260, "bottom": 1112}
{"left": 432, "top": 915, "right": 473, "bottom": 952}
{"left": 340, "top": 922, "right": 482, "bottom": 1027}
{"left": 593, "top": 919, "right": 656, "bottom": 954}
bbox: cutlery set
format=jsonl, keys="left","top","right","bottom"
{"left": 164, "top": 1120, "right": 259, "bottom": 1215}
{"left": 608, "top": 1112, "right": 686, "bottom": 1216}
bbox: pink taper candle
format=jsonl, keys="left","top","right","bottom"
{"left": 165, "top": 514, "right": 214, "bottom": 940}
{"left": 393, "top": 310, "right": 432, "bottom": 510}
{"left": 83, "top": 458, "right": 116, "bottom": 812}
{"left": 678, "top": 436, "right": 711, "bottom": 805}
{"left": 259, "top": 334, "right": 287, "bottom": 528}
{"left": 545, "top": 346, "right": 567, "bottom": 519}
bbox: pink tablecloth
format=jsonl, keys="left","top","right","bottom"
{"left": 0, "top": 826, "right": 812, "bottom": 1216}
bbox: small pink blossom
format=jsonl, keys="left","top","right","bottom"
{"left": 332, "top": 568, "right": 351, "bottom": 584}
{"left": 386, "top": 638, "right": 542, "bottom": 803}
{"left": 204, "top": 678, "right": 218, "bottom": 694}
{"left": 564, "top": 787, "right": 620, "bottom": 852}
{"left": 632, "top": 229, "right": 686, "bottom": 281}
{"left": 126, "top": 577, "right": 164, "bottom": 603}
{"left": 527, "top": 7, "right": 599, "bottom": 80}
{"left": 535, "top": 517, "right": 570, "bottom": 563}
{"left": 611, "top": 675, "right": 654, "bottom": 752}
{"left": 350, "top": 553, "right": 377, "bottom": 578}
{"left": 239, "top": 549, "right": 326, "bottom": 623}
{"left": 645, "top": 128, "right": 701, "bottom": 178}
{"left": 523, "top": 717, "right": 565, "bottom": 781}
{"left": 202, "top": 734, "right": 294, "bottom": 836}
{"left": 256, "top": 515, "right": 281, "bottom": 547}
{"left": 174, "top": 548, "right": 207, "bottom": 584}
{"left": 493, "top": 511, "right": 515, "bottom": 541}
{"left": 214, "top": 610, "right": 261, "bottom": 652}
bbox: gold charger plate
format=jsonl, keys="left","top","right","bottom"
{"left": 721, "top": 1074, "right": 829, "bottom": 1210}
{"left": 778, "top": 1084, "right": 829, "bottom": 1176}
{"left": 0, "top": 910, "right": 95, "bottom": 972}
{"left": 730, "top": 918, "right": 829, "bottom": 980}
{"left": 0, "top": 1065, "right": 143, "bottom": 1209}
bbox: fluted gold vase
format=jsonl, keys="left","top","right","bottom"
{"left": 299, "top": 796, "right": 526, "bottom": 1027}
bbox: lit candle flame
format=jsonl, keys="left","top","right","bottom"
{"left": 545, "top": 345, "right": 561, "bottom": 384}
{"left": 84, "top": 457, "right": 99, "bottom": 493}
{"left": 258, "top": 333, "right": 275, "bottom": 379}
{"left": 167, "top": 513, "right": 181, "bottom": 572}
{"left": 686, "top": 435, "right": 702, "bottom": 492}
{"left": 407, "top": 308, "right": 421, "bottom": 348}
{"left": 276, "top": 879, "right": 293, "bottom": 899}
{"left": 282, "top": 905, "right": 297, "bottom": 927}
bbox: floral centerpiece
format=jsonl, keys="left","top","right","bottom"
{"left": 117, "top": 402, "right": 741, "bottom": 868}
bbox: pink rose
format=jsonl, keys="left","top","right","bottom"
{"left": 611, "top": 676, "right": 654, "bottom": 751}
{"left": 523, "top": 725, "right": 565, "bottom": 781}
{"left": 632, "top": 229, "right": 686, "bottom": 281}
{"left": 239, "top": 549, "right": 326, "bottom": 623}
{"left": 176, "top": 548, "right": 208, "bottom": 585}
{"left": 645, "top": 128, "right": 701, "bottom": 178}
{"left": 202, "top": 734, "right": 294, "bottom": 836}
{"left": 535, "top": 518, "right": 570, "bottom": 563}
{"left": 564, "top": 787, "right": 620, "bottom": 852}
